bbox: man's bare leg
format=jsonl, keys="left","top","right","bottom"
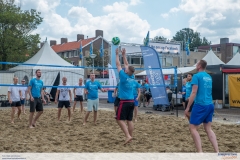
{"left": 67, "top": 107, "right": 71, "bottom": 121}
{"left": 203, "top": 122, "right": 219, "bottom": 152}
{"left": 72, "top": 101, "right": 77, "bottom": 112}
{"left": 32, "top": 111, "right": 43, "bottom": 127}
{"left": 117, "top": 120, "right": 132, "bottom": 144}
{"left": 80, "top": 101, "right": 83, "bottom": 113}
{"left": 22, "top": 105, "right": 26, "bottom": 114}
{"left": 58, "top": 108, "right": 62, "bottom": 121}
{"left": 127, "top": 120, "right": 134, "bottom": 137}
{"left": 17, "top": 106, "right": 21, "bottom": 119}
{"left": 29, "top": 112, "right": 35, "bottom": 128}
{"left": 11, "top": 107, "right": 16, "bottom": 123}
{"left": 134, "top": 107, "right": 138, "bottom": 122}
{"left": 83, "top": 111, "right": 90, "bottom": 125}
{"left": 93, "top": 111, "right": 97, "bottom": 125}
{"left": 189, "top": 124, "right": 202, "bottom": 152}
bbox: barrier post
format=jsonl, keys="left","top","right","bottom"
{"left": 174, "top": 66, "right": 178, "bottom": 117}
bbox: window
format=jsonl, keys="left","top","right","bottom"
{"left": 74, "top": 50, "right": 78, "bottom": 57}
{"left": 187, "top": 59, "right": 190, "bottom": 64}
{"left": 66, "top": 52, "right": 69, "bottom": 58}
{"left": 194, "top": 59, "right": 197, "bottom": 63}
{"left": 131, "top": 57, "right": 140, "bottom": 64}
{"left": 71, "top": 51, "right": 74, "bottom": 57}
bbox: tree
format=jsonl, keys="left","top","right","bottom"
{"left": 153, "top": 36, "right": 167, "bottom": 41}
{"left": 173, "top": 28, "right": 211, "bottom": 51}
{"left": 0, "top": 0, "right": 43, "bottom": 70}
{"left": 85, "top": 48, "right": 110, "bottom": 74}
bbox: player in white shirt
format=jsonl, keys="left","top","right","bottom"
{"left": 72, "top": 78, "right": 85, "bottom": 113}
{"left": 55, "top": 77, "right": 72, "bottom": 121}
{"left": 20, "top": 79, "right": 28, "bottom": 114}
{"left": 8, "top": 77, "right": 22, "bottom": 123}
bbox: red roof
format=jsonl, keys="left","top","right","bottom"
{"left": 51, "top": 37, "right": 95, "bottom": 53}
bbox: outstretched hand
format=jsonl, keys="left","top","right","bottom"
{"left": 121, "top": 48, "right": 126, "bottom": 56}
{"left": 115, "top": 48, "right": 119, "bottom": 55}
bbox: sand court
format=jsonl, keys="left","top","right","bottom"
{"left": 0, "top": 108, "right": 239, "bottom": 153}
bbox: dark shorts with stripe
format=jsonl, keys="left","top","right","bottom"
{"left": 30, "top": 97, "right": 43, "bottom": 112}
{"left": 116, "top": 100, "right": 134, "bottom": 121}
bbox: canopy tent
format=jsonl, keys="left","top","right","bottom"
{"left": 9, "top": 42, "right": 84, "bottom": 94}
{"left": 193, "top": 49, "right": 225, "bottom": 66}
{"left": 221, "top": 52, "right": 240, "bottom": 108}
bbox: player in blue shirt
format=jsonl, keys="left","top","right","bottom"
{"left": 185, "top": 60, "right": 219, "bottom": 152}
{"left": 83, "top": 73, "right": 106, "bottom": 125}
{"left": 28, "top": 69, "right": 46, "bottom": 128}
{"left": 133, "top": 80, "right": 141, "bottom": 122}
{"left": 116, "top": 47, "right": 135, "bottom": 145}
{"left": 185, "top": 73, "right": 193, "bottom": 121}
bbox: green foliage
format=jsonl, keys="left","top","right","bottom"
{"left": 173, "top": 28, "right": 211, "bottom": 51}
{"left": 85, "top": 48, "right": 109, "bottom": 73}
{"left": 0, "top": 0, "right": 43, "bottom": 69}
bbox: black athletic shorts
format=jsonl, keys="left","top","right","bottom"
{"left": 11, "top": 101, "right": 21, "bottom": 107}
{"left": 58, "top": 101, "right": 71, "bottom": 108}
{"left": 30, "top": 97, "right": 43, "bottom": 112}
{"left": 182, "top": 97, "right": 186, "bottom": 102}
{"left": 116, "top": 100, "right": 134, "bottom": 121}
{"left": 185, "top": 100, "right": 194, "bottom": 112}
{"left": 74, "top": 95, "right": 83, "bottom": 102}
{"left": 114, "top": 97, "right": 120, "bottom": 107}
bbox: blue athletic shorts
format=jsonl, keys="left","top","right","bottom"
{"left": 134, "top": 95, "right": 138, "bottom": 107}
{"left": 190, "top": 103, "right": 214, "bottom": 125}
{"left": 20, "top": 99, "right": 25, "bottom": 105}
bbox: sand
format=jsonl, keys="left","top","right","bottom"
{"left": 0, "top": 108, "right": 239, "bottom": 153}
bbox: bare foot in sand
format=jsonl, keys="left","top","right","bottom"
{"left": 124, "top": 136, "right": 133, "bottom": 145}
{"left": 29, "top": 125, "right": 34, "bottom": 129}
{"left": 11, "top": 121, "right": 14, "bottom": 124}
{"left": 83, "top": 122, "right": 86, "bottom": 126}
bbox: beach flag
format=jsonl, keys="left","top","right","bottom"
{"left": 90, "top": 41, "right": 93, "bottom": 55}
{"left": 144, "top": 31, "right": 149, "bottom": 46}
{"left": 79, "top": 41, "right": 83, "bottom": 59}
{"left": 100, "top": 38, "right": 104, "bottom": 58}
{"left": 186, "top": 38, "right": 190, "bottom": 56}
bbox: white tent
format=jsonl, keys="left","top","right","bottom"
{"left": 226, "top": 52, "right": 240, "bottom": 65}
{"left": 10, "top": 42, "right": 84, "bottom": 92}
{"left": 193, "top": 49, "right": 225, "bottom": 66}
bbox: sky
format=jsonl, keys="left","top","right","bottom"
{"left": 15, "top": 0, "right": 240, "bottom": 45}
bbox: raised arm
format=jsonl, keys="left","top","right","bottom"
{"left": 122, "top": 48, "right": 128, "bottom": 69}
{"left": 116, "top": 48, "right": 122, "bottom": 72}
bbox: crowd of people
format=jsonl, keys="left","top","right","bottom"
{"left": 6, "top": 48, "right": 219, "bottom": 151}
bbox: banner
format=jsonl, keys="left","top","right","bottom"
{"left": 149, "top": 42, "right": 180, "bottom": 54}
{"left": 228, "top": 74, "right": 240, "bottom": 107}
{"left": 140, "top": 46, "right": 169, "bottom": 105}
{"left": 108, "top": 63, "right": 117, "bottom": 90}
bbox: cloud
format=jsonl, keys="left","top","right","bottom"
{"left": 161, "top": 13, "right": 169, "bottom": 19}
{"left": 162, "top": 0, "right": 240, "bottom": 43}
{"left": 129, "top": 0, "right": 142, "bottom": 6}
{"left": 103, "top": 2, "right": 129, "bottom": 13}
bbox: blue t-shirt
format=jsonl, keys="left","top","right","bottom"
{"left": 185, "top": 81, "right": 192, "bottom": 100}
{"left": 191, "top": 71, "right": 212, "bottom": 105}
{"left": 29, "top": 78, "right": 43, "bottom": 98}
{"left": 118, "top": 70, "right": 135, "bottom": 100}
{"left": 85, "top": 80, "right": 102, "bottom": 100}
{"left": 133, "top": 81, "right": 140, "bottom": 96}
{"left": 182, "top": 85, "right": 186, "bottom": 97}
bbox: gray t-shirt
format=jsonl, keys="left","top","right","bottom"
{"left": 57, "top": 84, "right": 71, "bottom": 101}
{"left": 8, "top": 84, "right": 21, "bottom": 101}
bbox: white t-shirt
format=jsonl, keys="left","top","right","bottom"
{"left": 20, "top": 85, "right": 28, "bottom": 99}
{"left": 8, "top": 84, "right": 21, "bottom": 101}
{"left": 57, "top": 84, "right": 71, "bottom": 101}
{"left": 74, "top": 83, "right": 85, "bottom": 96}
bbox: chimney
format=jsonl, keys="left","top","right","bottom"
{"left": 220, "top": 38, "right": 229, "bottom": 44}
{"left": 95, "top": 30, "right": 103, "bottom": 37}
{"left": 61, "top": 38, "right": 68, "bottom": 44}
{"left": 77, "top": 34, "right": 84, "bottom": 41}
{"left": 50, "top": 40, "right": 57, "bottom": 46}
